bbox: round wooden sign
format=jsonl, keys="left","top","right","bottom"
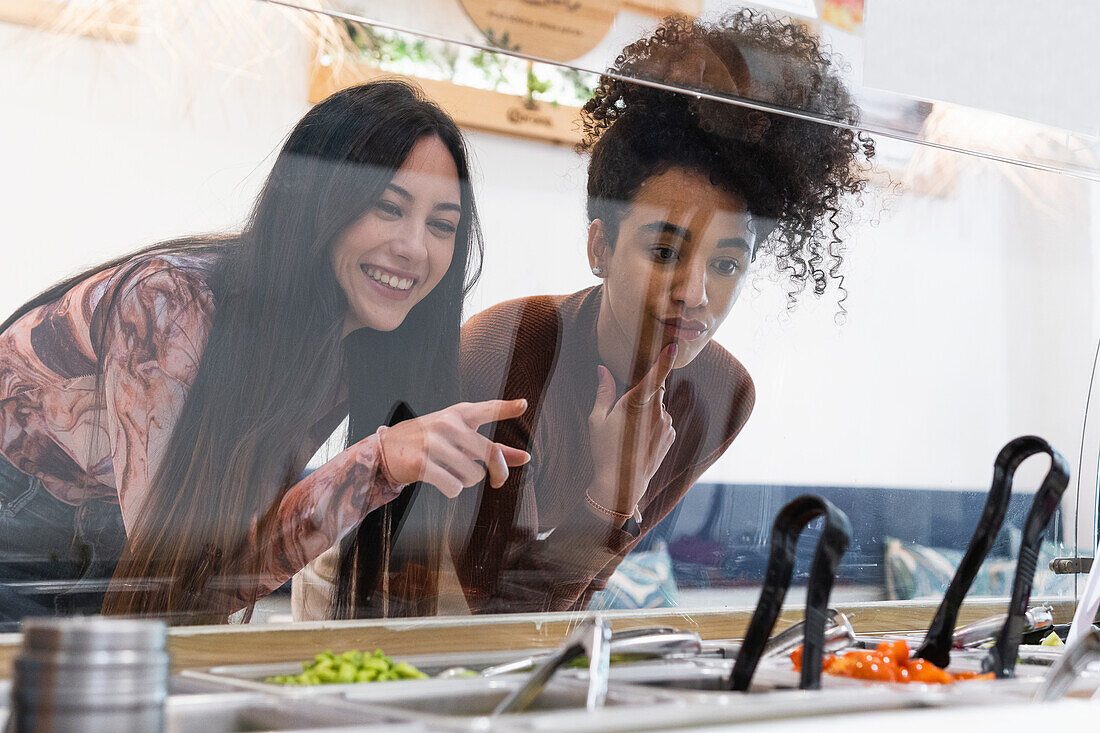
{"left": 458, "top": 0, "right": 619, "bottom": 62}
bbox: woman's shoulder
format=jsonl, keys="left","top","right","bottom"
{"left": 686, "top": 341, "right": 756, "bottom": 415}
{"left": 465, "top": 292, "right": 568, "bottom": 328}
{"left": 98, "top": 251, "right": 216, "bottom": 317}
{"left": 666, "top": 342, "right": 755, "bottom": 469}
{"left": 0, "top": 249, "right": 220, "bottom": 400}
{"left": 459, "top": 291, "right": 590, "bottom": 395}
{"left": 461, "top": 291, "right": 583, "bottom": 351}
{"left": 104, "top": 251, "right": 216, "bottom": 301}
{"left": 91, "top": 251, "right": 219, "bottom": 357}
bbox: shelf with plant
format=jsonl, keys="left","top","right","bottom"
{"left": 329, "top": 22, "right": 597, "bottom": 110}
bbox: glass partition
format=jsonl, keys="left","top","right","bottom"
{"left": 271, "top": 0, "right": 1100, "bottom": 181}
{"left": 0, "top": 0, "right": 1093, "bottom": 629}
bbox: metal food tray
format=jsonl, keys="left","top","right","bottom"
{"left": 0, "top": 691, "right": 426, "bottom": 733}
{"left": 165, "top": 691, "right": 404, "bottom": 732}
{"left": 874, "top": 632, "right": 1070, "bottom": 667}
{"left": 567, "top": 652, "right": 1052, "bottom": 701}
{"left": 337, "top": 676, "right": 688, "bottom": 731}
{"left": 181, "top": 649, "right": 546, "bottom": 695}
{"left": 336, "top": 675, "right": 1048, "bottom": 733}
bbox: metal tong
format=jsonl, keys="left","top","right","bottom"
{"left": 492, "top": 616, "right": 611, "bottom": 715}
{"left": 729, "top": 495, "right": 852, "bottom": 691}
{"left": 439, "top": 626, "right": 702, "bottom": 679}
{"left": 762, "top": 609, "right": 856, "bottom": 659}
{"left": 1033, "top": 627, "right": 1100, "bottom": 701}
{"left": 914, "top": 436, "right": 1069, "bottom": 678}
{"left": 704, "top": 609, "right": 857, "bottom": 660}
{"left": 952, "top": 605, "right": 1054, "bottom": 649}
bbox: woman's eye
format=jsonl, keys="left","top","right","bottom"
{"left": 713, "top": 259, "right": 741, "bottom": 276}
{"left": 429, "top": 220, "right": 458, "bottom": 236}
{"left": 651, "top": 246, "right": 677, "bottom": 263}
{"left": 375, "top": 201, "right": 402, "bottom": 218}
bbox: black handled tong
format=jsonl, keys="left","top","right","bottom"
{"left": 915, "top": 435, "right": 1069, "bottom": 678}
{"left": 729, "top": 495, "right": 851, "bottom": 691}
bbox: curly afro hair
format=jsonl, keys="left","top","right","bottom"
{"left": 580, "top": 10, "right": 875, "bottom": 302}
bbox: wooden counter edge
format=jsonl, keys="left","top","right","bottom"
{"left": 0, "top": 597, "right": 1075, "bottom": 677}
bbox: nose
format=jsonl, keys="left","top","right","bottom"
{"left": 671, "top": 258, "right": 708, "bottom": 310}
{"left": 388, "top": 217, "right": 430, "bottom": 264}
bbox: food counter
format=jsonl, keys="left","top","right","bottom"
{"left": 2, "top": 597, "right": 1091, "bottom": 731}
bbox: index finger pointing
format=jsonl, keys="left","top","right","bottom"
{"left": 461, "top": 398, "right": 528, "bottom": 428}
{"left": 626, "top": 343, "right": 677, "bottom": 405}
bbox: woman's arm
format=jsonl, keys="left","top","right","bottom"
{"left": 462, "top": 394, "right": 754, "bottom": 614}
{"left": 454, "top": 308, "right": 631, "bottom": 613}
{"left": 455, "top": 317, "right": 755, "bottom": 613}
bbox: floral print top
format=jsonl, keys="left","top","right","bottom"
{"left": 0, "top": 253, "right": 403, "bottom": 604}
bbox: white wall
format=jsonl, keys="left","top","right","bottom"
{"left": 1, "top": 3, "right": 1096, "bottom": 529}
{"left": 0, "top": 3, "right": 313, "bottom": 313}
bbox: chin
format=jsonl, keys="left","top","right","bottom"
{"left": 352, "top": 309, "right": 408, "bottom": 333}
{"left": 366, "top": 317, "right": 405, "bottom": 332}
{"left": 675, "top": 344, "right": 705, "bottom": 369}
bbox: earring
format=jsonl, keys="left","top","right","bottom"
{"left": 591, "top": 266, "right": 604, "bottom": 277}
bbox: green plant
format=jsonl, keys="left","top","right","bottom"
{"left": 525, "top": 63, "right": 551, "bottom": 104}
{"left": 341, "top": 24, "right": 597, "bottom": 107}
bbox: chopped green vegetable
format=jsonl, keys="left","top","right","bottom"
{"left": 1040, "top": 631, "right": 1065, "bottom": 647}
{"left": 265, "top": 649, "right": 429, "bottom": 685}
{"left": 565, "top": 652, "right": 654, "bottom": 669}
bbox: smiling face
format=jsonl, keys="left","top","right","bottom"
{"left": 590, "top": 167, "right": 753, "bottom": 383}
{"left": 333, "top": 135, "right": 461, "bottom": 335}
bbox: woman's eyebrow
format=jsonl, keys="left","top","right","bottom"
{"left": 386, "top": 183, "right": 413, "bottom": 200}
{"left": 640, "top": 220, "right": 691, "bottom": 242}
{"left": 717, "top": 236, "right": 751, "bottom": 254}
{"left": 387, "top": 183, "right": 460, "bottom": 213}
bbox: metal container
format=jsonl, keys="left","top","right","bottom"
{"left": 180, "top": 649, "right": 547, "bottom": 696}
{"left": 164, "top": 692, "right": 425, "bottom": 732}
{"left": 337, "top": 676, "right": 684, "bottom": 730}
{"left": 6, "top": 617, "right": 168, "bottom": 733}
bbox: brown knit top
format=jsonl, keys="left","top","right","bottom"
{"left": 453, "top": 286, "right": 755, "bottom": 613}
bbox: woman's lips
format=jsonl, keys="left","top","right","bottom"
{"left": 659, "top": 317, "right": 708, "bottom": 340}
{"left": 362, "top": 264, "right": 417, "bottom": 302}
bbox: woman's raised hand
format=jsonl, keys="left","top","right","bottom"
{"left": 378, "top": 399, "right": 531, "bottom": 497}
{"left": 587, "top": 344, "right": 678, "bottom": 517}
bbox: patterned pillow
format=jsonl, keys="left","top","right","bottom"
{"left": 588, "top": 541, "right": 679, "bottom": 610}
{"left": 883, "top": 537, "right": 1071, "bottom": 600}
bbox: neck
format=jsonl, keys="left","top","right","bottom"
{"left": 342, "top": 314, "right": 359, "bottom": 338}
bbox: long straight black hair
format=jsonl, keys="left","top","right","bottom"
{"left": 4, "top": 79, "right": 483, "bottom": 621}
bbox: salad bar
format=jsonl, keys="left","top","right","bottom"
{"left": 3, "top": 436, "right": 1099, "bottom": 731}
{"left": 3, "top": 613, "right": 1099, "bottom": 733}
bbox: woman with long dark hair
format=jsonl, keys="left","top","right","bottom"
{"left": 0, "top": 79, "right": 527, "bottom": 627}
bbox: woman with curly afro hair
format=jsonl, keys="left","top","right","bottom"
{"left": 293, "top": 11, "right": 876, "bottom": 619}
{"left": 441, "top": 11, "right": 877, "bottom": 615}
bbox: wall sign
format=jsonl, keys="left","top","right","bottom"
{"left": 458, "top": 0, "right": 618, "bottom": 62}
{"left": 458, "top": 0, "right": 702, "bottom": 62}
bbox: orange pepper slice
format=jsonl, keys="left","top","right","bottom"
{"left": 787, "top": 639, "right": 988, "bottom": 684}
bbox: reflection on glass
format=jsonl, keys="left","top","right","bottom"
{"left": 282, "top": 0, "right": 1099, "bottom": 179}
{"left": 289, "top": 11, "right": 873, "bottom": 620}
{"left": 0, "top": 0, "right": 1090, "bottom": 630}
